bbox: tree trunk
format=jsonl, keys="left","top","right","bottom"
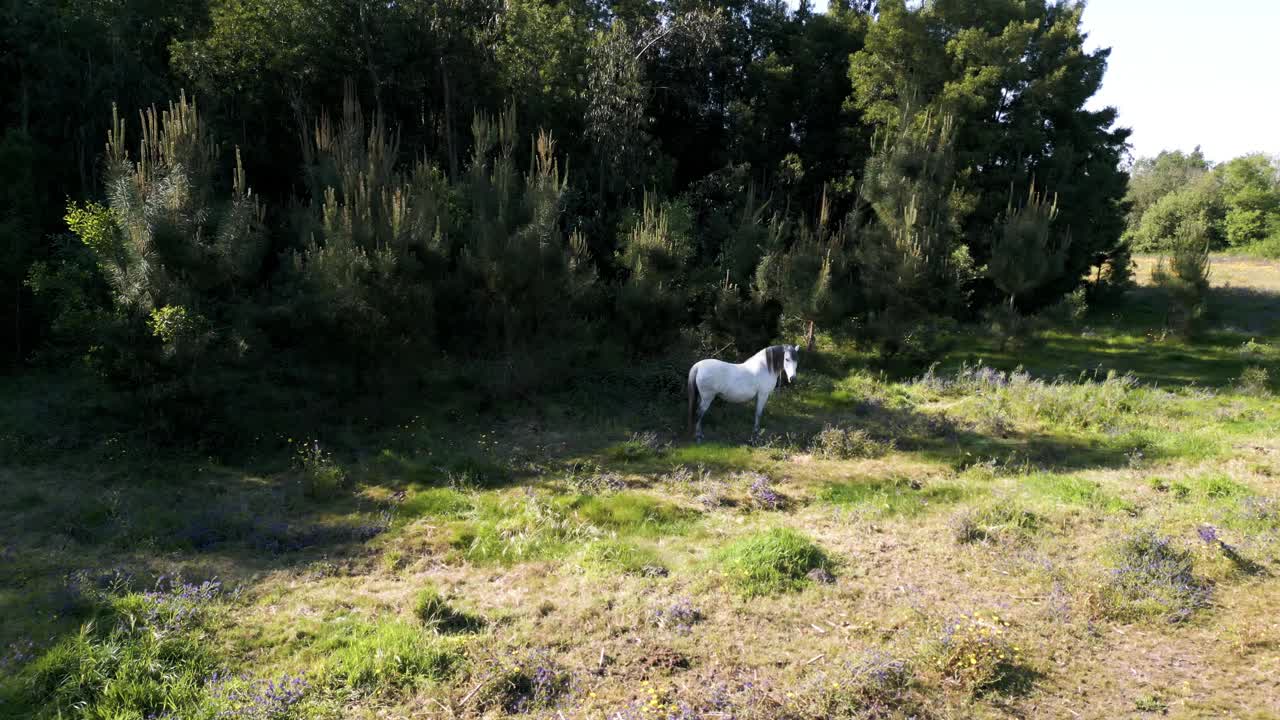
{"left": 441, "top": 61, "right": 457, "bottom": 180}
{"left": 805, "top": 320, "right": 815, "bottom": 351}
{"left": 357, "top": 2, "right": 384, "bottom": 116}
{"left": 13, "top": 279, "right": 21, "bottom": 367}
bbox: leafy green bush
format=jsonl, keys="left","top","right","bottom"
{"left": 715, "top": 528, "right": 831, "bottom": 596}
{"left": 1235, "top": 366, "right": 1271, "bottom": 396}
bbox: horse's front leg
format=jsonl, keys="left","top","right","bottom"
{"left": 751, "top": 392, "right": 769, "bottom": 442}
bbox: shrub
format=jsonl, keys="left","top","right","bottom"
{"left": 1235, "top": 366, "right": 1271, "bottom": 396}
{"left": 932, "top": 613, "right": 1023, "bottom": 694}
{"left": 810, "top": 425, "right": 894, "bottom": 459}
{"left": 950, "top": 502, "right": 1042, "bottom": 545}
{"left": 716, "top": 528, "right": 831, "bottom": 596}
{"left": 475, "top": 649, "right": 572, "bottom": 714}
{"left": 1151, "top": 217, "right": 1212, "bottom": 337}
{"left": 295, "top": 439, "right": 346, "bottom": 500}
{"left": 651, "top": 597, "right": 702, "bottom": 635}
{"left": 743, "top": 471, "right": 786, "bottom": 510}
{"left": 793, "top": 651, "right": 916, "bottom": 719}
{"left": 1105, "top": 529, "right": 1212, "bottom": 622}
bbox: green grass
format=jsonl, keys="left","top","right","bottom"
{"left": 5, "top": 256, "right": 1280, "bottom": 718}
{"left": 578, "top": 538, "right": 665, "bottom": 575}
{"left": 1023, "top": 473, "right": 1135, "bottom": 513}
{"left": 565, "top": 492, "right": 696, "bottom": 535}
{"left": 819, "top": 476, "right": 971, "bottom": 516}
{"left": 398, "top": 487, "right": 475, "bottom": 521}
{"left": 715, "top": 528, "right": 832, "bottom": 596}
{"left": 317, "top": 618, "right": 465, "bottom": 690}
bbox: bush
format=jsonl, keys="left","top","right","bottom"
{"left": 932, "top": 613, "right": 1024, "bottom": 694}
{"left": 1105, "top": 529, "right": 1212, "bottom": 622}
{"left": 792, "top": 651, "right": 917, "bottom": 719}
{"left": 950, "top": 502, "right": 1042, "bottom": 545}
{"left": 715, "top": 528, "right": 831, "bottom": 596}
{"left": 474, "top": 649, "right": 572, "bottom": 714}
{"left": 295, "top": 440, "right": 346, "bottom": 500}
{"left": 1151, "top": 217, "right": 1212, "bottom": 337}
{"left": 810, "top": 425, "right": 894, "bottom": 459}
{"left": 1235, "top": 366, "right": 1271, "bottom": 396}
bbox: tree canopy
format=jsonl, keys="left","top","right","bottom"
{"left": 2, "top": 0, "right": 1151, "bottom": 437}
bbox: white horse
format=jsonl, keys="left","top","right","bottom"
{"left": 687, "top": 345, "right": 799, "bottom": 442}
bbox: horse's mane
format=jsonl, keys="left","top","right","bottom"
{"left": 765, "top": 345, "right": 786, "bottom": 376}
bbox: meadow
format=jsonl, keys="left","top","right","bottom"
{"left": 3, "top": 256, "right": 1279, "bottom": 719}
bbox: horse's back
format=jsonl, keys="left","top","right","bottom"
{"left": 691, "top": 358, "right": 760, "bottom": 403}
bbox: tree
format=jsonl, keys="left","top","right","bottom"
{"left": 854, "top": 106, "right": 976, "bottom": 331}
{"left": 987, "top": 183, "right": 1071, "bottom": 309}
{"left": 1151, "top": 217, "right": 1211, "bottom": 338}
{"left": 613, "top": 192, "right": 695, "bottom": 354}
{"left": 1131, "top": 174, "right": 1223, "bottom": 251}
{"left": 848, "top": 0, "right": 1130, "bottom": 305}
{"left": 1216, "top": 154, "right": 1280, "bottom": 247}
{"left": 1124, "top": 148, "right": 1213, "bottom": 242}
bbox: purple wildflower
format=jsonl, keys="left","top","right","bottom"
{"left": 747, "top": 475, "right": 784, "bottom": 510}
{"left": 652, "top": 597, "right": 702, "bottom": 635}
{"left": 214, "top": 673, "right": 309, "bottom": 720}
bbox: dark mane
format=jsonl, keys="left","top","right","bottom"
{"left": 765, "top": 345, "right": 785, "bottom": 375}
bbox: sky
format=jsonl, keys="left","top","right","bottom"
{"left": 790, "top": 1, "right": 1280, "bottom": 164}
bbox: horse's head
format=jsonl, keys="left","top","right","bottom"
{"left": 783, "top": 344, "right": 799, "bottom": 383}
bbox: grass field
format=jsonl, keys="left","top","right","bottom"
{"left": 3, "top": 256, "right": 1280, "bottom": 719}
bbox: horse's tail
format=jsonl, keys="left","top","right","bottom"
{"left": 687, "top": 364, "right": 699, "bottom": 438}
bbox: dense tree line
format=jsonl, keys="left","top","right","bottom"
{"left": 1124, "top": 148, "right": 1280, "bottom": 254}
{"left": 1, "top": 0, "right": 1135, "bottom": 439}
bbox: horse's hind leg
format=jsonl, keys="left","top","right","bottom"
{"left": 695, "top": 394, "right": 714, "bottom": 443}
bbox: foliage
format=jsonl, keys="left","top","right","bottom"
{"left": 987, "top": 184, "right": 1071, "bottom": 307}
{"left": 810, "top": 425, "right": 893, "bottom": 459}
{"left": 2, "top": 0, "right": 1179, "bottom": 440}
{"left": 1104, "top": 529, "right": 1212, "bottom": 622}
{"left": 319, "top": 618, "right": 464, "bottom": 689}
{"left": 1151, "top": 217, "right": 1212, "bottom": 336}
{"left": 295, "top": 440, "right": 347, "bottom": 501}
{"left": 931, "top": 613, "right": 1023, "bottom": 694}
{"left": 7, "top": 577, "right": 223, "bottom": 719}
{"left": 1131, "top": 173, "right": 1224, "bottom": 251}
{"left": 715, "top": 528, "right": 831, "bottom": 596}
